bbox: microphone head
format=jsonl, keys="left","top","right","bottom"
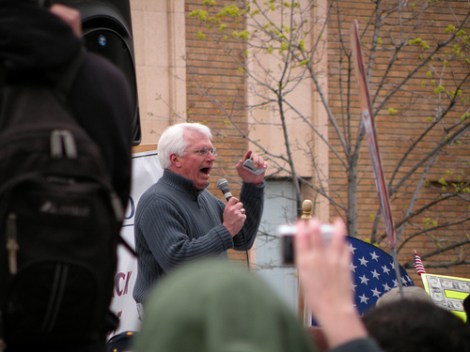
{"left": 217, "top": 178, "right": 232, "bottom": 200}
{"left": 217, "top": 178, "right": 229, "bottom": 193}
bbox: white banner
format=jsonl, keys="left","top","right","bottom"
{"left": 109, "top": 149, "right": 163, "bottom": 336}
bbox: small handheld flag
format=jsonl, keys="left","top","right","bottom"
{"left": 413, "top": 251, "right": 426, "bottom": 276}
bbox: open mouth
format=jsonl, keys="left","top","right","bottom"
{"left": 200, "top": 167, "right": 211, "bottom": 175}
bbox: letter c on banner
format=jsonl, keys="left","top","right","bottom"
{"left": 114, "top": 271, "right": 133, "bottom": 297}
{"left": 114, "top": 272, "right": 126, "bottom": 296}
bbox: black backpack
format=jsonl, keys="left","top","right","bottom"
{"left": 0, "top": 52, "right": 125, "bottom": 348}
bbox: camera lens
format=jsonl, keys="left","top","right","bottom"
{"left": 98, "top": 34, "right": 107, "bottom": 47}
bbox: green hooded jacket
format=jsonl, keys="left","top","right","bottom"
{"left": 133, "top": 258, "right": 316, "bottom": 352}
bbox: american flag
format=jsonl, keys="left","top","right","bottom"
{"left": 413, "top": 251, "right": 426, "bottom": 276}
{"left": 347, "top": 236, "right": 414, "bottom": 315}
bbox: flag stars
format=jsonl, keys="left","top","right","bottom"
{"left": 371, "top": 269, "right": 380, "bottom": 280}
{"left": 359, "top": 274, "right": 370, "bottom": 285}
{"left": 370, "top": 251, "right": 379, "bottom": 261}
{"left": 350, "top": 262, "right": 357, "bottom": 273}
{"left": 347, "top": 238, "right": 416, "bottom": 316}
{"left": 371, "top": 287, "right": 381, "bottom": 298}
{"left": 359, "top": 293, "right": 370, "bottom": 304}
{"left": 349, "top": 244, "right": 357, "bottom": 255}
{"left": 359, "top": 256, "right": 369, "bottom": 266}
{"left": 382, "top": 265, "right": 391, "bottom": 275}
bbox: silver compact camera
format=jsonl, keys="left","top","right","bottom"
{"left": 242, "top": 158, "right": 265, "bottom": 175}
{"left": 278, "top": 223, "right": 334, "bottom": 265}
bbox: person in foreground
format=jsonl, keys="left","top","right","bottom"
{"left": 362, "top": 298, "right": 470, "bottom": 352}
{"left": 0, "top": 2, "right": 133, "bottom": 351}
{"left": 133, "top": 217, "right": 383, "bottom": 352}
{"left": 0, "top": 1, "right": 133, "bottom": 209}
{"left": 133, "top": 122, "right": 267, "bottom": 309}
{"left": 295, "top": 218, "right": 383, "bottom": 352}
{"left": 133, "top": 258, "right": 316, "bottom": 352}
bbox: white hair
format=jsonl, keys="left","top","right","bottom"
{"left": 157, "top": 123, "right": 212, "bottom": 169}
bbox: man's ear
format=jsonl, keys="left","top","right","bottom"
{"left": 170, "top": 153, "right": 182, "bottom": 168}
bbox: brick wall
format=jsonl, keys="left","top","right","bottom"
{"left": 185, "top": 1, "right": 249, "bottom": 262}
{"left": 327, "top": 0, "right": 470, "bottom": 284}
{"left": 184, "top": 0, "right": 469, "bottom": 278}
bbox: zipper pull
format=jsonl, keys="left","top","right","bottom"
{"left": 6, "top": 213, "right": 19, "bottom": 275}
{"left": 51, "top": 129, "right": 77, "bottom": 159}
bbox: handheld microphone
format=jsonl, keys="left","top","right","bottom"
{"left": 217, "top": 177, "right": 250, "bottom": 268}
{"left": 217, "top": 178, "right": 232, "bottom": 201}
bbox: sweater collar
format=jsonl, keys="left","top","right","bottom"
{"left": 163, "top": 169, "right": 205, "bottom": 200}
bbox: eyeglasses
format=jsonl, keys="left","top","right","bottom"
{"left": 190, "top": 147, "right": 217, "bottom": 157}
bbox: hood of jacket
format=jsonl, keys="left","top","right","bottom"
{"left": 133, "top": 258, "right": 316, "bottom": 352}
{"left": 0, "top": 0, "right": 81, "bottom": 78}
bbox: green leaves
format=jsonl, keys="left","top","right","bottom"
{"left": 408, "top": 37, "right": 430, "bottom": 50}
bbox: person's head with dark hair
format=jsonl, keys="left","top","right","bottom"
{"left": 464, "top": 295, "right": 470, "bottom": 325}
{"left": 375, "top": 286, "right": 434, "bottom": 307}
{"left": 363, "top": 299, "right": 470, "bottom": 352}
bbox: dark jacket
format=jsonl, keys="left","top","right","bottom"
{"left": 0, "top": 0, "right": 133, "bottom": 207}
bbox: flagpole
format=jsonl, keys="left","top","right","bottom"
{"left": 350, "top": 20, "right": 404, "bottom": 297}
{"left": 299, "top": 199, "right": 313, "bottom": 325}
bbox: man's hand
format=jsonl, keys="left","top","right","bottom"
{"left": 236, "top": 150, "right": 267, "bottom": 185}
{"left": 222, "top": 197, "right": 246, "bottom": 237}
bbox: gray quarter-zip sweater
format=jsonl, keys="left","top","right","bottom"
{"left": 133, "top": 169, "right": 264, "bottom": 304}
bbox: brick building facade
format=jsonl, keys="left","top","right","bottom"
{"left": 131, "top": 1, "right": 469, "bottom": 284}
